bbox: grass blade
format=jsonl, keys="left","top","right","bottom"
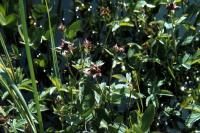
{"left": 0, "top": 58, "right": 36, "bottom": 132}
{"left": 18, "top": 0, "right": 44, "bottom": 132}
{"left": 44, "top": 0, "right": 60, "bottom": 79}
{"left": 0, "top": 32, "right": 15, "bottom": 81}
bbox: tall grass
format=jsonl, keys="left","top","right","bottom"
{"left": 0, "top": 33, "right": 15, "bottom": 81}
{"left": 0, "top": 49, "right": 36, "bottom": 132}
{"left": 44, "top": 0, "right": 60, "bottom": 79}
{"left": 18, "top": 0, "right": 44, "bottom": 132}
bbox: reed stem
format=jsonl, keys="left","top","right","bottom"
{"left": 18, "top": 0, "right": 44, "bottom": 132}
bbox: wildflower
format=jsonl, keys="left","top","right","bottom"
{"left": 83, "top": 63, "right": 102, "bottom": 78}
{"left": 167, "top": 3, "right": 179, "bottom": 11}
{"left": 56, "top": 39, "right": 75, "bottom": 56}
{"left": 57, "top": 22, "right": 66, "bottom": 32}
{"left": 100, "top": 7, "right": 111, "bottom": 16}
{"left": 83, "top": 39, "right": 92, "bottom": 52}
{"left": 113, "top": 44, "right": 124, "bottom": 53}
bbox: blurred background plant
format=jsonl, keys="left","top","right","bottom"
{"left": 0, "top": 0, "right": 200, "bottom": 132}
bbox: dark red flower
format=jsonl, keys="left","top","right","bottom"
{"left": 167, "top": 3, "right": 179, "bottom": 11}
{"left": 56, "top": 39, "right": 75, "bottom": 56}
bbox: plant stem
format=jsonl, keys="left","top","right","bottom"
{"left": 44, "top": 0, "right": 60, "bottom": 80}
{"left": 18, "top": 0, "right": 44, "bottom": 132}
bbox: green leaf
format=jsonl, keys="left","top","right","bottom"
{"left": 111, "top": 21, "right": 120, "bottom": 32}
{"left": 184, "top": 104, "right": 200, "bottom": 113}
{"left": 182, "top": 36, "right": 194, "bottom": 45}
{"left": 81, "top": 108, "right": 93, "bottom": 121}
{"left": 128, "top": 49, "right": 134, "bottom": 58}
{"left": 0, "top": 11, "right": 16, "bottom": 26}
{"left": 158, "top": 89, "right": 174, "bottom": 96}
{"left": 141, "top": 104, "right": 155, "bottom": 132}
{"left": 0, "top": 106, "right": 6, "bottom": 116}
{"left": 146, "top": 4, "right": 156, "bottom": 8}
{"left": 5, "top": 14, "right": 16, "bottom": 25}
{"left": 164, "top": 22, "right": 173, "bottom": 29}
{"left": 182, "top": 53, "right": 191, "bottom": 63}
{"left": 94, "top": 91, "right": 101, "bottom": 104}
{"left": 100, "top": 119, "right": 108, "bottom": 129}
{"left": 31, "top": 104, "right": 49, "bottom": 113}
{"left": 0, "top": 5, "right": 5, "bottom": 15}
{"left": 175, "top": 15, "right": 187, "bottom": 25}
{"left": 104, "top": 48, "right": 114, "bottom": 56}
{"left": 108, "top": 18, "right": 134, "bottom": 32}
{"left": 66, "top": 20, "right": 82, "bottom": 40}
{"left": 175, "top": 0, "right": 182, "bottom": 3}
{"left": 110, "top": 93, "right": 122, "bottom": 104}
{"left": 48, "top": 76, "right": 62, "bottom": 90}
{"left": 167, "top": 66, "right": 175, "bottom": 80}
{"left": 0, "top": 13, "right": 6, "bottom": 26}
{"left": 33, "top": 4, "right": 47, "bottom": 14}
{"left": 112, "top": 74, "right": 127, "bottom": 83}
{"left": 135, "top": 1, "right": 147, "bottom": 9}
{"left": 131, "top": 124, "right": 143, "bottom": 133}
{"left": 34, "top": 58, "right": 46, "bottom": 68}
{"left": 186, "top": 112, "right": 200, "bottom": 128}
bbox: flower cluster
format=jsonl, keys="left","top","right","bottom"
{"left": 83, "top": 63, "right": 102, "bottom": 78}
{"left": 56, "top": 39, "right": 75, "bottom": 56}
{"left": 100, "top": 7, "right": 111, "bottom": 16}
{"left": 83, "top": 39, "right": 92, "bottom": 52}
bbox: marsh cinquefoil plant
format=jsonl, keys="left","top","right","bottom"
{"left": 0, "top": 0, "right": 200, "bottom": 132}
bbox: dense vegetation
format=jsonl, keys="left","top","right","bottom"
{"left": 0, "top": 0, "right": 200, "bottom": 132}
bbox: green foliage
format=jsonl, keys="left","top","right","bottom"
{"left": 0, "top": 0, "right": 200, "bottom": 132}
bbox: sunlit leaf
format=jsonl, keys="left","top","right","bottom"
{"left": 186, "top": 112, "right": 200, "bottom": 128}
{"left": 66, "top": 20, "right": 82, "bottom": 40}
